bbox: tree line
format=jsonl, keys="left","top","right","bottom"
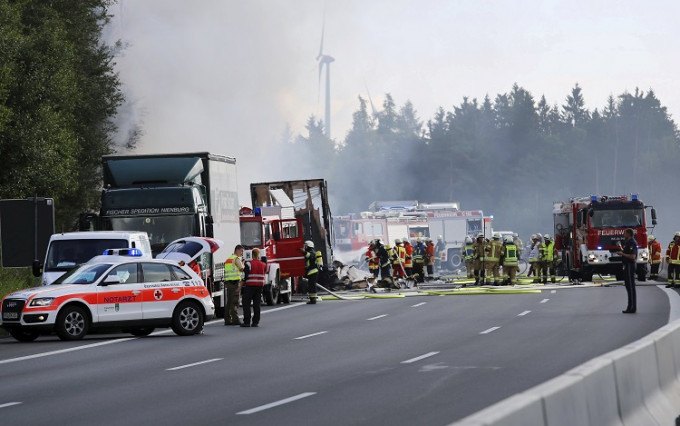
{"left": 277, "top": 83, "right": 680, "bottom": 239}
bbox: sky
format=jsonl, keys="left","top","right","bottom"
{"left": 107, "top": 0, "right": 680, "bottom": 203}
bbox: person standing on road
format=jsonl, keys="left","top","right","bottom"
{"left": 301, "top": 240, "right": 324, "bottom": 303}
{"left": 501, "top": 236, "right": 519, "bottom": 285}
{"left": 223, "top": 245, "right": 244, "bottom": 326}
{"left": 241, "top": 248, "right": 266, "bottom": 327}
{"left": 472, "top": 233, "right": 486, "bottom": 285}
{"left": 463, "top": 236, "right": 475, "bottom": 281}
{"left": 666, "top": 232, "right": 680, "bottom": 288}
{"left": 616, "top": 228, "right": 638, "bottom": 314}
{"left": 425, "top": 238, "right": 436, "bottom": 280}
{"left": 648, "top": 235, "right": 662, "bottom": 281}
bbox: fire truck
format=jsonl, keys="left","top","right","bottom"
{"left": 239, "top": 179, "right": 335, "bottom": 304}
{"left": 553, "top": 194, "right": 657, "bottom": 282}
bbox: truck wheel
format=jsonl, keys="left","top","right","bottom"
{"left": 448, "top": 249, "right": 462, "bottom": 270}
{"left": 10, "top": 328, "right": 40, "bottom": 342}
{"left": 636, "top": 264, "right": 647, "bottom": 282}
{"left": 171, "top": 301, "right": 204, "bottom": 336}
{"left": 263, "top": 285, "right": 275, "bottom": 306}
{"left": 55, "top": 305, "right": 89, "bottom": 341}
{"left": 581, "top": 267, "right": 593, "bottom": 282}
{"left": 278, "top": 277, "right": 291, "bottom": 304}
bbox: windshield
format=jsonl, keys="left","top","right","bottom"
{"left": 109, "top": 216, "right": 195, "bottom": 255}
{"left": 240, "top": 221, "right": 263, "bottom": 247}
{"left": 333, "top": 220, "right": 350, "bottom": 239}
{"left": 54, "top": 263, "right": 113, "bottom": 285}
{"left": 45, "top": 239, "right": 128, "bottom": 272}
{"left": 590, "top": 208, "right": 644, "bottom": 228}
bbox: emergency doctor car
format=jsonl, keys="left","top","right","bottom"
{"left": 0, "top": 248, "right": 215, "bottom": 342}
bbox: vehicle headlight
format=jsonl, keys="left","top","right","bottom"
{"left": 587, "top": 253, "right": 596, "bottom": 261}
{"left": 640, "top": 252, "right": 649, "bottom": 261}
{"left": 29, "top": 297, "right": 55, "bottom": 307}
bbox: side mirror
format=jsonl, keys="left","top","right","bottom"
{"left": 651, "top": 208, "right": 657, "bottom": 226}
{"left": 102, "top": 275, "right": 121, "bottom": 286}
{"left": 588, "top": 208, "right": 594, "bottom": 217}
{"left": 32, "top": 259, "right": 42, "bottom": 277}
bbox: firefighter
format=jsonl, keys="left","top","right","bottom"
{"left": 648, "top": 235, "right": 661, "bottom": 281}
{"left": 425, "top": 238, "right": 436, "bottom": 280}
{"left": 434, "top": 235, "right": 446, "bottom": 271}
{"left": 374, "top": 239, "right": 393, "bottom": 288}
{"left": 392, "top": 239, "right": 406, "bottom": 279}
{"left": 472, "top": 233, "right": 486, "bottom": 285}
{"left": 501, "top": 235, "right": 519, "bottom": 285}
{"left": 403, "top": 239, "right": 414, "bottom": 278}
{"left": 513, "top": 233, "right": 523, "bottom": 260}
{"left": 666, "top": 232, "right": 680, "bottom": 288}
{"left": 528, "top": 234, "right": 541, "bottom": 282}
{"left": 412, "top": 238, "right": 426, "bottom": 284}
{"left": 301, "top": 240, "right": 323, "bottom": 304}
{"left": 463, "top": 236, "right": 475, "bottom": 280}
{"left": 486, "top": 233, "right": 503, "bottom": 285}
{"left": 365, "top": 242, "right": 379, "bottom": 278}
{"left": 541, "top": 234, "right": 557, "bottom": 283}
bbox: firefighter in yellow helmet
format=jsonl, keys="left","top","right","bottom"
{"left": 486, "top": 233, "right": 503, "bottom": 285}
{"left": 541, "top": 234, "right": 558, "bottom": 283}
{"left": 463, "top": 236, "right": 475, "bottom": 281}
{"left": 501, "top": 235, "right": 519, "bottom": 285}
{"left": 300, "top": 240, "right": 323, "bottom": 304}
{"left": 472, "top": 233, "right": 486, "bottom": 285}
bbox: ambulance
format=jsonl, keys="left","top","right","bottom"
{"left": 2, "top": 247, "right": 215, "bottom": 342}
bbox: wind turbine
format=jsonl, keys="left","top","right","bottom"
{"left": 317, "top": 21, "right": 334, "bottom": 138}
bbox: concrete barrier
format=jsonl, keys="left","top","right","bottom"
{"left": 564, "top": 357, "right": 623, "bottom": 426}
{"left": 451, "top": 319, "right": 680, "bottom": 426}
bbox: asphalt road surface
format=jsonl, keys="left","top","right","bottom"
{"left": 0, "top": 285, "right": 673, "bottom": 426}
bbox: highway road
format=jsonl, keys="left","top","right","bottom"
{"left": 0, "top": 284, "right": 675, "bottom": 426}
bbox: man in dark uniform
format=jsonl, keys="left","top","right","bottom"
{"left": 616, "top": 228, "right": 638, "bottom": 314}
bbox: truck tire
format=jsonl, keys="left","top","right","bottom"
{"left": 581, "top": 267, "right": 593, "bottom": 282}
{"left": 10, "top": 328, "right": 40, "bottom": 342}
{"left": 263, "top": 285, "right": 275, "bottom": 306}
{"left": 171, "top": 301, "right": 204, "bottom": 336}
{"left": 55, "top": 305, "right": 89, "bottom": 341}
{"left": 636, "top": 264, "right": 647, "bottom": 282}
{"left": 448, "top": 249, "right": 462, "bottom": 270}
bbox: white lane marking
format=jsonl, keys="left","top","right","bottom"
{"left": 237, "top": 392, "right": 316, "bottom": 415}
{"left": 367, "top": 314, "right": 388, "bottom": 321}
{"left": 0, "top": 338, "right": 136, "bottom": 365}
{"left": 401, "top": 351, "right": 439, "bottom": 364}
{"left": 0, "top": 303, "right": 305, "bottom": 365}
{"left": 540, "top": 298, "right": 550, "bottom": 304}
{"left": 0, "top": 402, "right": 22, "bottom": 409}
{"left": 411, "top": 302, "right": 426, "bottom": 307}
{"left": 480, "top": 327, "right": 501, "bottom": 334}
{"left": 551, "top": 290, "right": 557, "bottom": 294}
{"left": 294, "top": 331, "right": 328, "bottom": 340}
{"left": 518, "top": 310, "right": 531, "bottom": 316}
{"left": 166, "top": 358, "right": 223, "bottom": 371}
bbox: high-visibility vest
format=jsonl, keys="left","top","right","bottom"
{"left": 224, "top": 254, "right": 241, "bottom": 281}
{"left": 667, "top": 242, "right": 680, "bottom": 265}
{"left": 413, "top": 244, "right": 425, "bottom": 264}
{"left": 529, "top": 242, "right": 541, "bottom": 262}
{"left": 245, "top": 260, "right": 266, "bottom": 286}
{"left": 463, "top": 244, "right": 474, "bottom": 260}
{"left": 305, "top": 248, "right": 321, "bottom": 275}
{"left": 502, "top": 244, "right": 518, "bottom": 266}
{"left": 486, "top": 240, "right": 502, "bottom": 262}
{"left": 366, "top": 249, "right": 379, "bottom": 270}
{"left": 649, "top": 240, "right": 662, "bottom": 264}
{"left": 542, "top": 242, "right": 555, "bottom": 262}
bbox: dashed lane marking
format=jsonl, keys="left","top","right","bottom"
{"left": 411, "top": 302, "right": 427, "bottom": 307}
{"left": 166, "top": 358, "right": 223, "bottom": 371}
{"left": 480, "top": 327, "right": 501, "bottom": 334}
{"left": 401, "top": 351, "right": 439, "bottom": 364}
{"left": 518, "top": 310, "right": 531, "bottom": 316}
{"left": 551, "top": 290, "right": 557, "bottom": 294}
{"left": 540, "top": 298, "right": 550, "bottom": 303}
{"left": 294, "top": 331, "right": 328, "bottom": 340}
{"left": 367, "top": 314, "right": 388, "bottom": 321}
{"left": 0, "top": 402, "right": 21, "bottom": 409}
{"left": 237, "top": 392, "right": 316, "bottom": 415}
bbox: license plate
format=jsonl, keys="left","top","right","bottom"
{"left": 3, "top": 312, "right": 18, "bottom": 320}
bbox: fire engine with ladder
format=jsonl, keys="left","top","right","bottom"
{"left": 553, "top": 194, "right": 657, "bottom": 282}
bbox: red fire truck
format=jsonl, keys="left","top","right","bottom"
{"left": 239, "top": 179, "right": 335, "bottom": 304}
{"left": 553, "top": 194, "right": 657, "bottom": 282}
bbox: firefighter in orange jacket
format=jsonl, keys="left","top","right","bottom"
{"left": 648, "top": 235, "right": 661, "bottom": 281}
{"left": 403, "top": 240, "right": 414, "bottom": 278}
{"left": 425, "top": 238, "right": 436, "bottom": 279}
{"left": 365, "top": 243, "right": 379, "bottom": 278}
{"left": 666, "top": 232, "right": 680, "bottom": 288}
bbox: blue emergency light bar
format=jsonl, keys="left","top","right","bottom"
{"left": 591, "top": 195, "right": 598, "bottom": 202}
{"left": 102, "top": 248, "right": 143, "bottom": 257}
{"left": 632, "top": 194, "right": 638, "bottom": 201}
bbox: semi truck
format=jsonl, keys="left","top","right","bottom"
{"left": 90, "top": 152, "right": 240, "bottom": 314}
{"left": 553, "top": 194, "right": 656, "bottom": 282}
